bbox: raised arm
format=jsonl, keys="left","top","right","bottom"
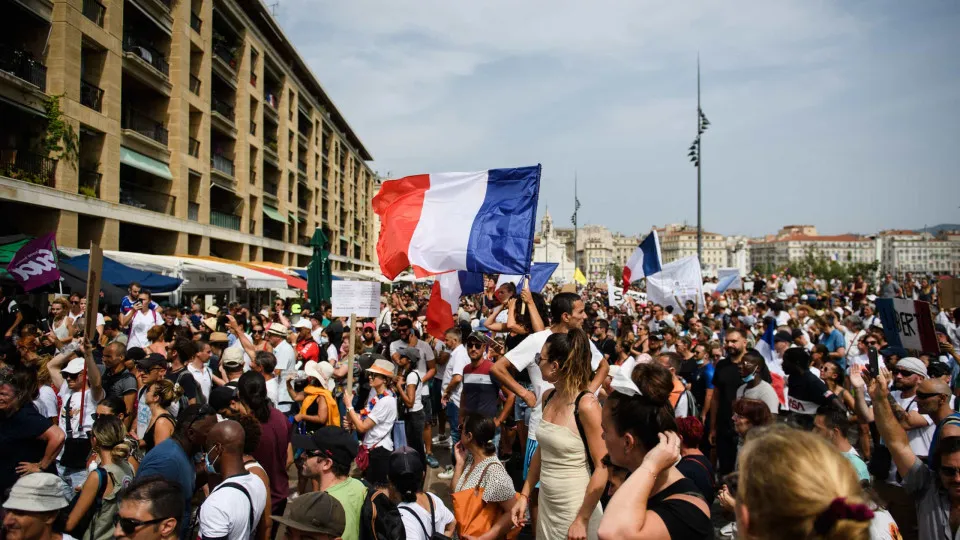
{"left": 46, "top": 349, "right": 75, "bottom": 389}
{"left": 80, "top": 338, "right": 104, "bottom": 401}
{"left": 485, "top": 304, "right": 507, "bottom": 333}
{"left": 869, "top": 372, "right": 918, "bottom": 478}
{"left": 491, "top": 357, "right": 535, "bottom": 407}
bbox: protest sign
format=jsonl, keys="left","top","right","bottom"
{"left": 876, "top": 298, "right": 939, "bottom": 355}
{"left": 646, "top": 256, "right": 704, "bottom": 312}
{"left": 717, "top": 268, "right": 742, "bottom": 290}
{"left": 84, "top": 244, "right": 103, "bottom": 340}
{"left": 606, "top": 275, "right": 625, "bottom": 308}
{"left": 940, "top": 279, "right": 960, "bottom": 311}
{"left": 331, "top": 281, "right": 380, "bottom": 318}
{"left": 6, "top": 232, "right": 60, "bottom": 291}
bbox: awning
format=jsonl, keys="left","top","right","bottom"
{"left": 185, "top": 256, "right": 287, "bottom": 290}
{"left": 263, "top": 205, "right": 286, "bottom": 224}
{"left": 293, "top": 268, "right": 342, "bottom": 281}
{"left": 120, "top": 146, "right": 173, "bottom": 180}
{"left": 64, "top": 254, "right": 183, "bottom": 293}
{"left": 289, "top": 212, "right": 302, "bottom": 224}
{"left": 244, "top": 264, "right": 306, "bottom": 291}
{"left": 0, "top": 235, "right": 31, "bottom": 280}
{"left": 60, "top": 249, "right": 237, "bottom": 292}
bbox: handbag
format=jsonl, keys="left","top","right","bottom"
{"left": 60, "top": 391, "right": 92, "bottom": 469}
{"left": 356, "top": 431, "right": 389, "bottom": 472}
{"left": 452, "top": 462, "right": 521, "bottom": 540}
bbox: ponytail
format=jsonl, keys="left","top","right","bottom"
{"left": 545, "top": 329, "right": 593, "bottom": 396}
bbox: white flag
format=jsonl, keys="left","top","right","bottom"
{"left": 646, "top": 256, "right": 704, "bottom": 312}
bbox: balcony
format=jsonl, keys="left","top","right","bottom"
{"left": 190, "top": 12, "right": 202, "bottom": 33}
{"left": 249, "top": 168, "right": 256, "bottom": 184}
{"left": 82, "top": 0, "right": 106, "bottom": 27}
{"left": 297, "top": 160, "right": 307, "bottom": 175}
{"left": 80, "top": 79, "right": 103, "bottom": 112}
{"left": 119, "top": 181, "right": 175, "bottom": 215}
{"left": 122, "top": 108, "right": 168, "bottom": 146}
{"left": 122, "top": 35, "right": 168, "bottom": 77}
{"left": 211, "top": 97, "right": 235, "bottom": 122}
{"left": 188, "top": 137, "right": 200, "bottom": 158}
{"left": 78, "top": 169, "right": 101, "bottom": 197}
{"left": 212, "top": 40, "right": 239, "bottom": 82}
{"left": 263, "top": 179, "right": 278, "bottom": 200}
{"left": 210, "top": 210, "right": 241, "bottom": 230}
{"left": 189, "top": 74, "right": 201, "bottom": 95}
{"left": 0, "top": 149, "right": 57, "bottom": 187}
{"left": 263, "top": 139, "right": 278, "bottom": 164}
{"left": 264, "top": 93, "right": 278, "bottom": 116}
{"left": 0, "top": 44, "right": 47, "bottom": 91}
{"left": 188, "top": 202, "right": 199, "bottom": 221}
{"left": 211, "top": 153, "right": 234, "bottom": 177}
{"left": 297, "top": 196, "right": 308, "bottom": 211}
{"left": 250, "top": 121, "right": 256, "bottom": 136}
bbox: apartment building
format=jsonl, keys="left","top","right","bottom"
{"left": 748, "top": 225, "right": 876, "bottom": 270}
{"left": 878, "top": 229, "right": 960, "bottom": 275}
{"left": 0, "top": 0, "right": 377, "bottom": 271}
{"left": 656, "top": 223, "right": 726, "bottom": 268}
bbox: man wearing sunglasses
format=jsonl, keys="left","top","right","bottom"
{"left": 115, "top": 475, "right": 184, "bottom": 540}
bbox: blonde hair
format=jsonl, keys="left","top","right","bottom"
{"left": 50, "top": 297, "right": 69, "bottom": 317}
{"left": 34, "top": 354, "right": 53, "bottom": 386}
{"left": 544, "top": 328, "right": 593, "bottom": 396}
{"left": 147, "top": 325, "right": 165, "bottom": 342}
{"left": 149, "top": 379, "right": 184, "bottom": 408}
{"left": 92, "top": 415, "right": 132, "bottom": 460}
{"left": 738, "top": 424, "right": 871, "bottom": 540}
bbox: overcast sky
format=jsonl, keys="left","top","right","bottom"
{"left": 276, "top": 1, "right": 960, "bottom": 238}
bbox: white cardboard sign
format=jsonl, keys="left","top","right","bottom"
{"left": 332, "top": 281, "right": 380, "bottom": 318}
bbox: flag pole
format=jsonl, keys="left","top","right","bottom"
{"left": 573, "top": 172, "right": 578, "bottom": 284}
{"left": 696, "top": 54, "right": 703, "bottom": 266}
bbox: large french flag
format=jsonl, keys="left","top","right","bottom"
{"left": 622, "top": 230, "right": 662, "bottom": 293}
{"left": 495, "top": 262, "right": 559, "bottom": 293}
{"left": 426, "top": 271, "right": 485, "bottom": 338}
{"left": 372, "top": 166, "right": 542, "bottom": 280}
{"left": 755, "top": 319, "right": 786, "bottom": 406}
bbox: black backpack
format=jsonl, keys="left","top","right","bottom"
{"left": 360, "top": 482, "right": 406, "bottom": 540}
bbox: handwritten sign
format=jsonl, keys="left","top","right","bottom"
{"left": 84, "top": 243, "right": 103, "bottom": 340}
{"left": 876, "top": 298, "right": 939, "bottom": 355}
{"left": 331, "top": 281, "right": 380, "bottom": 318}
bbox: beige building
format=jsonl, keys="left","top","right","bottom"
{"left": 0, "top": 0, "right": 377, "bottom": 271}
{"left": 656, "top": 223, "right": 726, "bottom": 268}
{"left": 748, "top": 225, "right": 876, "bottom": 270}
{"left": 532, "top": 210, "right": 575, "bottom": 284}
{"left": 878, "top": 229, "right": 960, "bottom": 275}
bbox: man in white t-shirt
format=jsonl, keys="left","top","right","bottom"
{"left": 438, "top": 328, "right": 469, "bottom": 479}
{"left": 266, "top": 323, "right": 296, "bottom": 413}
{"left": 198, "top": 420, "right": 267, "bottom": 540}
{"left": 490, "top": 292, "right": 608, "bottom": 480}
{"left": 782, "top": 273, "right": 798, "bottom": 297}
{"left": 48, "top": 344, "right": 104, "bottom": 489}
{"left": 389, "top": 319, "right": 438, "bottom": 463}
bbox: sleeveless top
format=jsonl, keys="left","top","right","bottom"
{"left": 143, "top": 413, "right": 176, "bottom": 452}
{"left": 85, "top": 461, "right": 135, "bottom": 540}
{"left": 647, "top": 476, "right": 713, "bottom": 540}
{"left": 53, "top": 317, "right": 70, "bottom": 341}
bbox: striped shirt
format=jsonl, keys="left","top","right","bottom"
{"left": 461, "top": 359, "right": 499, "bottom": 417}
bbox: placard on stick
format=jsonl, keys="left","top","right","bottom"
{"left": 876, "top": 298, "right": 939, "bottom": 355}
{"left": 84, "top": 243, "right": 103, "bottom": 339}
{"left": 331, "top": 281, "right": 380, "bottom": 318}
{"left": 941, "top": 279, "right": 960, "bottom": 311}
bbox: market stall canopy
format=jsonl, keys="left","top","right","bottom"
{"left": 293, "top": 269, "right": 342, "bottom": 281}
{"left": 57, "top": 261, "right": 129, "bottom": 304}
{"left": 64, "top": 254, "right": 183, "bottom": 293}
{"left": 244, "top": 264, "right": 306, "bottom": 291}
{"left": 186, "top": 256, "right": 287, "bottom": 290}
{"left": 61, "top": 250, "right": 236, "bottom": 292}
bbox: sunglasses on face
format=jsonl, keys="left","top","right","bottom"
{"left": 892, "top": 369, "right": 915, "bottom": 378}
{"left": 64, "top": 372, "right": 82, "bottom": 380}
{"left": 864, "top": 341, "right": 878, "bottom": 346}
{"left": 114, "top": 514, "right": 168, "bottom": 535}
{"left": 940, "top": 466, "right": 960, "bottom": 479}
{"left": 467, "top": 342, "right": 484, "bottom": 350}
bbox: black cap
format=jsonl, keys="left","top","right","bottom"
{"left": 292, "top": 426, "right": 359, "bottom": 466}
{"left": 135, "top": 352, "right": 166, "bottom": 370}
{"left": 209, "top": 386, "right": 238, "bottom": 412}
{"left": 379, "top": 324, "right": 391, "bottom": 333}
{"left": 465, "top": 331, "right": 486, "bottom": 344}
{"left": 774, "top": 331, "right": 793, "bottom": 343}
{"left": 359, "top": 352, "right": 386, "bottom": 371}
{"left": 790, "top": 328, "right": 804, "bottom": 340}
{"left": 125, "top": 347, "right": 147, "bottom": 362}
{"left": 389, "top": 446, "right": 424, "bottom": 477}
{"left": 936, "top": 323, "right": 949, "bottom": 335}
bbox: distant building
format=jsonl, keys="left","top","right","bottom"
{"left": 878, "top": 229, "right": 960, "bottom": 275}
{"left": 656, "top": 223, "right": 726, "bottom": 268}
{"left": 533, "top": 210, "right": 576, "bottom": 284}
{"left": 748, "top": 225, "right": 875, "bottom": 270}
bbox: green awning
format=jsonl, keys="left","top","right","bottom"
{"left": 120, "top": 146, "right": 172, "bottom": 180}
{"left": 263, "top": 205, "right": 286, "bottom": 224}
{"left": 289, "top": 212, "right": 302, "bottom": 224}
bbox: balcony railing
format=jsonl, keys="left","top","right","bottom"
{"left": 122, "top": 35, "right": 169, "bottom": 76}
{"left": 80, "top": 79, "right": 103, "bottom": 112}
{"left": 264, "top": 92, "right": 278, "bottom": 110}
{"left": 122, "top": 108, "right": 168, "bottom": 145}
{"left": 190, "top": 12, "right": 202, "bottom": 32}
{"left": 211, "top": 97, "right": 235, "bottom": 122}
{"left": 119, "top": 181, "right": 175, "bottom": 214}
{"left": 210, "top": 210, "right": 241, "bottom": 230}
{"left": 189, "top": 74, "right": 201, "bottom": 95}
{"left": 0, "top": 44, "right": 47, "bottom": 91}
{"left": 297, "top": 161, "right": 307, "bottom": 174}
{"left": 82, "top": 0, "right": 106, "bottom": 26}
{"left": 0, "top": 149, "right": 57, "bottom": 186}
{"left": 263, "top": 180, "right": 278, "bottom": 197}
{"left": 213, "top": 42, "right": 237, "bottom": 71}
{"left": 188, "top": 137, "right": 200, "bottom": 157}
{"left": 78, "top": 169, "right": 101, "bottom": 197}
{"left": 211, "top": 153, "right": 234, "bottom": 176}
{"left": 250, "top": 121, "right": 256, "bottom": 136}
{"left": 188, "top": 202, "right": 199, "bottom": 221}
{"left": 249, "top": 168, "right": 256, "bottom": 184}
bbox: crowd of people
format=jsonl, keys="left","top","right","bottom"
{"left": 0, "top": 269, "right": 958, "bottom": 540}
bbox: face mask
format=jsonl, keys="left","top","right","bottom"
{"left": 741, "top": 373, "right": 755, "bottom": 384}
{"left": 204, "top": 446, "right": 220, "bottom": 474}
{"left": 320, "top": 337, "right": 329, "bottom": 345}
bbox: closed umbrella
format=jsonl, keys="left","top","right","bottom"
{"left": 308, "top": 228, "right": 332, "bottom": 302}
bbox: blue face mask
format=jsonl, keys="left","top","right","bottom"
{"left": 741, "top": 373, "right": 755, "bottom": 384}
{"left": 204, "top": 446, "right": 220, "bottom": 474}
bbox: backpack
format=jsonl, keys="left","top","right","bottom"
{"left": 61, "top": 467, "right": 108, "bottom": 538}
{"left": 360, "top": 483, "right": 406, "bottom": 540}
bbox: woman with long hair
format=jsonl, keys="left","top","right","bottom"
{"left": 395, "top": 349, "right": 426, "bottom": 465}
{"left": 512, "top": 329, "right": 607, "bottom": 540}
{"left": 238, "top": 370, "right": 293, "bottom": 518}
{"left": 390, "top": 447, "right": 456, "bottom": 540}
{"left": 452, "top": 415, "right": 518, "bottom": 539}
{"left": 65, "top": 415, "right": 135, "bottom": 540}
{"left": 596, "top": 361, "right": 712, "bottom": 539}
{"left": 250, "top": 322, "right": 273, "bottom": 354}
{"left": 735, "top": 424, "right": 875, "bottom": 539}
{"left": 140, "top": 379, "right": 181, "bottom": 451}
{"left": 820, "top": 360, "right": 855, "bottom": 411}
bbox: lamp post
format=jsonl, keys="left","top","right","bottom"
{"left": 688, "top": 56, "right": 710, "bottom": 266}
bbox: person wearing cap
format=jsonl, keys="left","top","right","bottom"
{"left": 265, "top": 323, "right": 297, "bottom": 414}
{"left": 391, "top": 447, "right": 455, "bottom": 539}
{"left": 360, "top": 322, "right": 378, "bottom": 353}
{"left": 342, "top": 358, "right": 398, "bottom": 477}
{"left": 293, "top": 427, "right": 365, "bottom": 540}
{"left": 293, "top": 318, "right": 321, "bottom": 364}
{"left": 394, "top": 347, "right": 428, "bottom": 467}
{"left": 221, "top": 347, "right": 246, "bottom": 388}
{"left": 273, "top": 490, "right": 347, "bottom": 540}
{"left": 2, "top": 472, "right": 71, "bottom": 540}
{"left": 47, "top": 338, "right": 104, "bottom": 488}
{"left": 782, "top": 348, "right": 842, "bottom": 428}
{"left": 133, "top": 352, "right": 168, "bottom": 440}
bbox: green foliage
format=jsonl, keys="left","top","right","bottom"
{"left": 79, "top": 185, "right": 97, "bottom": 197}
{"left": 42, "top": 94, "right": 78, "bottom": 167}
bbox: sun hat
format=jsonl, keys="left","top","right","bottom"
{"left": 304, "top": 360, "right": 335, "bottom": 391}
{"left": 266, "top": 323, "right": 289, "bottom": 337}
{"left": 2, "top": 473, "right": 70, "bottom": 512}
{"left": 366, "top": 358, "right": 396, "bottom": 378}
{"left": 272, "top": 491, "right": 346, "bottom": 537}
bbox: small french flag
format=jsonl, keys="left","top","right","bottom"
{"left": 426, "top": 271, "right": 485, "bottom": 338}
{"left": 755, "top": 319, "right": 786, "bottom": 406}
{"left": 623, "top": 230, "right": 662, "bottom": 293}
{"left": 372, "top": 166, "right": 542, "bottom": 280}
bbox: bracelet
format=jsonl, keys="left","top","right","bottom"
{"left": 637, "top": 466, "right": 659, "bottom": 478}
{"left": 517, "top": 493, "right": 528, "bottom": 500}
{"left": 346, "top": 406, "right": 354, "bottom": 413}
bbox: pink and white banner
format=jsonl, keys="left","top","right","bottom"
{"left": 7, "top": 233, "right": 60, "bottom": 291}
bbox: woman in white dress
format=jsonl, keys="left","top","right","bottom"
{"left": 512, "top": 329, "right": 606, "bottom": 540}
{"left": 121, "top": 291, "right": 161, "bottom": 350}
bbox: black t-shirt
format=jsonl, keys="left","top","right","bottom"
{"left": 786, "top": 370, "right": 835, "bottom": 416}
{"left": 1, "top": 405, "right": 54, "bottom": 496}
{"left": 678, "top": 358, "right": 699, "bottom": 385}
{"left": 592, "top": 338, "right": 616, "bottom": 360}
{"left": 0, "top": 297, "right": 19, "bottom": 337}
{"left": 102, "top": 367, "right": 138, "bottom": 401}
{"left": 712, "top": 358, "right": 742, "bottom": 434}
{"left": 166, "top": 367, "right": 199, "bottom": 400}
{"left": 676, "top": 454, "right": 715, "bottom": 503}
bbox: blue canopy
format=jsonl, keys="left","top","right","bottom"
{"left": 65, "top": 254, "right": 183, "bottom": 293}
{"left": 295, "top": 269, "right": 341, "bottom": 281}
